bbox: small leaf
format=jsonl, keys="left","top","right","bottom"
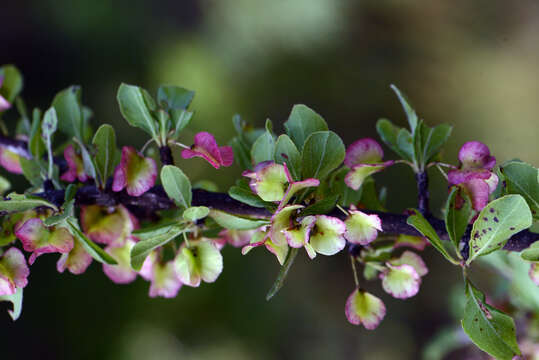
{"left": 501, "top": 161, "right": 538, "bottom": 220}
{"left": 461, "top": 281, "right": 520, "bottom": 360}
{"left": 407, "top": 209, "right": 458, "bottom": 264}
{"left": 19, "top": 157, "right": 42, "bottom": 187}
{"left": 284, "top": 104, "right": 328, "bottom": 150}
{"left": 0, "top": 194, "right": 57, "bottom": 213}
{"left": 420, "top": 123, "right": 452, "bottom": 163}
{"left": 396, "top": 128, "right": 415, "bottom": 162}
{"left": 92, "top": 124, "right": 117, "bottom": 186}
{"left": 117, "top": 83, "right": 158, "bottom": 138}
{"left": 445, "top": 187, "right": 473, "bottom": 252}
{"left": 209, "top": 209, "right": 269, "bottom": 230}
{"left": 266, "top": 247, "right": 299, "bottom": 301}
{"left": 228, "top": 183, "right": 268, "bottom": 208}
{"left": 183, "top": 206, "right": 210, "bottom": 222}
{"left": 467, "top": 195, "right": 532, "bottom": 264}
{"left": 66, "top": 219, "right": 117, "bottom": 265}
{"left": 130, "top": 225, "right": 186, "bottom": 271}
{"left": 302, "top": 131, "right": 345, "bottom": 181}
{"left": 251, "top": 119, "right": 275, "bottom": 165}
{"left": 521, "top": 241, "right": 539, "bottom": 261}
{"left": 0, "top": 65, "right": 23, "bottom": 103}
{"left": 41, "top": 107, "right": 58, "bottom": 138}
{"left": 274, "top": 134, "right": 301, "bottom": 181}
{"left": 390, "top": 84, "right": 418, "bottom": 133}
{"left": 0, "top": 287, "right": 23, "bottom": 321}
{"left": 52, "top": 86, "right": 84, "bottom": 140}
{"left": 161, "top": 165, "right": 192, "bottom": 209}
{"left": 29, "top": 108, "right": 44, "bottom": 158}
{"left": 157, "top": 85, "right": 195, "bottom": 110}
{"left": 376, "top": 118, "right": 409, "bottom": 160}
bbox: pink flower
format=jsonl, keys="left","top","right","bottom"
{"left": 60, "top": 144, "right": 89, "bottom": 182}
{"left": 217, "top": 229, "right": 255, "bottom": 248}
{"left": 181, "top": 132, "right": 234, "bottom": 169}
{"left": 0, "top": 76, "right": 11, "bottom": 112}
{"left": 112, "top": 146, "right": 157, "bottom": 196}
{"left": 140, "top": 251, "right": 182, "bottom": 298}
{"left": 80, "top": 204, "right": 138, "bottom": 245}
{"left": 448, "top": 141, "right": 498, "bottom": 211}
{"left": 345, "top": 288, "right": 386, "bottom": 330}
{"left": 15, "top": 218, "right": 74, "bottom": 265}
{"left": 0, "top": 247, "right": 29, "bottom": 296}
{"left": 344, "top": 138, "right": 394, "bottom": 190}
{"left": 102, "top": 237, "right": 138, "bottom": 284}
{"left": 56, "top": 239, "right": 93, "bottom": 275}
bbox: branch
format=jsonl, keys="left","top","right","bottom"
{"left": 0, "top": 135, "right": 535, "bottom": 253}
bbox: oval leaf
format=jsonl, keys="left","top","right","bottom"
{"left": 161, "top": 165, "right": 192, "bottom": 209}
{"left": 92, "top": 124, "right": 117, "bottom": 186}
{"left": 283, "top": 104, "right": 328, "bottom": 150}
{"left": 209, "top": 209, "right": 268, "bottom": 230}
{"left": 467, "top": 195, "right": 532, "bottom": 264}
{"left": 461, "top": 281, "right": 520, "bottom": 360}
{"left": 445, "top": 187, "right": 473, "bottom": 252}
{"left": 117, "top": 83, "right": 158, "bottom": 137}
{"left": 302, "top": 131, "right": 345, "bottom": 181}
{"left": 130, "top": 225, "right": 186, "bottom": 271}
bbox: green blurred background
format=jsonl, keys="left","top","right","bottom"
{"left": 1, "top": 1, "right": 538, "bottom": 359}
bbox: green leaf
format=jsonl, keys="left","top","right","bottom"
{"left": 229, "top": 137, "right": 252, "bottom": 170}
{"left": 284, "top": 104, "right": 328, "bottom": 150}
{"left": 302, "top": 131, "right": 345, "bottom": 181}
{"left": 0, "top": 287, "right": 23, "bottom": 321}
{"left": 0, "top": 194, "right": 57, "bottom": 213}
{"left": 66, "top": 219, "right": 117, "bottom": 265}
{"left": 161, "top": 165, "right": 192, "bottom": 209}
{"left": 19, "top": 157, "right": 42, "bottom": 187}
{"left": 266, "top": 247, "right": 299, "bottom": 301}
{"left": 29, "top": 108, "right": 44, "bottom": 158}
{"left": 41, "top": 107, "right": 57, "bottom": 138}
{"left": 420, "top": 123, "right": 452, "bottom": 163}
{"left": 274, "top": 134, "right": 301, "bottom": 181}
{"left": 183, "top": 206, "right": 210, "bottom": 222}
{"left": 52, "top": 86, "right": 84, "bottom": 140}
{"left": 358, "top": 177, "right": 385, "bottom": 211}
{"left": 130, "top": 225, "right": 186, "bottom": 271}
{"left": 501, "top": 161, "right": 539, "bottom": 220}
{"left": 467, "top": 195, "right": 532, "bottom": 264}
{"left": 251, "top": 119, "right": 275, "bottom": 165}
{"left": 117, "top": 83, "right": 158, "bottom": 138}
{"left": 157, "top": 85, "right": 195, "bottom": 110}
{"left": 376, "top": 118, "right": 409, "bottom": 160}
{"left": 390, "top": 84, "right": 418, "bottom": 133}
{"left": 0, "top": 176, "right": 10, "bottom": 194}
{"left": 445, "top": 187, "right": 473, "bottom": 252}
{"left": 92, "top": 124, "right": 117, "bottom": 186}
{"left": 0, "top": 65, "right": 23, "bottom": 103}
{"left": 521, "top": 241, "right": 539, "bottom": 261}
{"left": 209, "top": 209, "right": 269, "bottom": 230}
{"left": 43, "top": 199, "right": 75, "bottom": 226}
{"left": 170, "top": 109, "right": 192, "bottom": 139}
{"left": 396, "top": 128, "right": 415, "bottom": 162}
{"left": 407, "top": 209, "right": 458, "bottom": 264}
{"left": 299, "top": 195, "right": 339, "bottom": 217}
{"left": 228, "top": 182, "right": 268, "bottom": 208}
{"left": 461, "top": 281, "right": 520, "bottom": 360}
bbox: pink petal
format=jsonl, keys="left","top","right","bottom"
{"left": 0, "top": 95, "right": 10, "bottom": 112}
{"left": 181, "top": 132, "right": 229, "bottom": 169}
{"left": 112, "top": 146, "right": 157, "bottom": 196}
{"left": 60, "top": 145, "right": 88, "bottom": 183}
{"left": 458, "top": 141, "right": 496, "bottom": 170}
{"left": 529, "top": 263, "right": 539, "bottom": 286}
{"left": 219, "top": 146, "right": 234, "bottom": 167}
{"left": 345, "top": 288, "right": 386, "bottom": 330}
{"left": 447, "top": 168, "right": 491, "bottom": 186}
{"left": 344, "top": 138, "right": 384, "bottom": 167}
{"left": 148, "top": 261, "right": 182, "bottom": 298}
{"left": 390, "top": 250, "right": 428, "bottom": 277}
{"left": 380, "top": 263, "right": 421, "bottom": 299}
{"left": 462, "top": 179, "right": 490, "bottom": 211}
{"left": 56, "top": 240, "right": 93, "bottom": 275}
{"left": 0, "top": 147, "right": 23, "bottom": 174}
{"left": 0, "top": 247, "right": 29, "bottom": 295}
{"left": 102, "top": 238, "right": 137, "bottom": 284}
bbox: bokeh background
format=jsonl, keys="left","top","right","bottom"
{"left": 1, "top": 1, "right": 538, "bottom": 359}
